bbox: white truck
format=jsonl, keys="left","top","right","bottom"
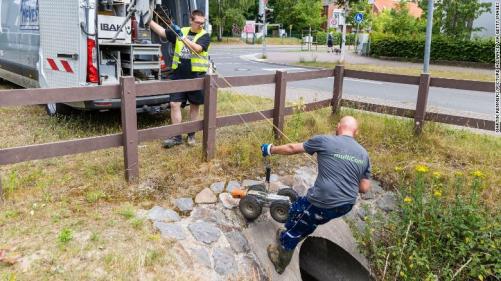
{"left": 0, "top": 0, "right": 209, "bottom": 115}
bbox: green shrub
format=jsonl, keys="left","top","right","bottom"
{"left": 360, "top": 166, "right": 500, "bottom": 280}
{"left": 370, "top": 33, "right": 494, "bottom": 63}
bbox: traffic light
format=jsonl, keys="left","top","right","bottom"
{"left": 256, "top": 14, "right": 263, "bottom": 23}
{"left": 265, "top": 11, "right": 274, "bottom": 24}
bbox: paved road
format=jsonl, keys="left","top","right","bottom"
{"left": 210, "top": 46, "right": 493, "bottom": 119}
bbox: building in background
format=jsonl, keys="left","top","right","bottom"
{"left": 372, "top": 0, "right": 422, "bottom": 18}
{"left": 321, "top": 0, "right": 423, "bottom": 32}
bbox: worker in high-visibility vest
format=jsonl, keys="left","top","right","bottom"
{"left": 149, "top": 9, "right": 210, "bottom": 148}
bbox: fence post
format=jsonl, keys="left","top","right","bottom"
{"left": 203, "top": 74, "right": 218, "bottom": 161}
{"left": 414, "top": 73, "right": 431, "bottom": 134}
{"left": 273, "top": 70, "right": 287, "bottom": 140}
{"left": 120, "top": 76, "right": 139, "bottom": 183}
{"left": 332, "top": 65, "right": 345, "bottom": 114}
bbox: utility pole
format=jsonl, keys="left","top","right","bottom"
{"left": 217, "top": 0, "right": 222, "bottom": 41}
{"left": 340, "top": 3, "right": 348, "bottom": 63}
{"left": 423, "top": 0, "right": 434, "bottom": 73}
{"left": 259, "top": 0, "right": 265, "bottom": 58}
{"left": 263, "top": 6, "right": 267, "bottom": 58}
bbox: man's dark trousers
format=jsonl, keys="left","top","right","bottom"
{"left": 279, "top": 197, "right": 353, "bottom": 251}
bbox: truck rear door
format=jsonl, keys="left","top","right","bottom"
{"left": 38, "top": 0, "right": 85, "bottom": 88}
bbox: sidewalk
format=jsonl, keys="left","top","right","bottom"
{"left": 261, "top": 46, "right": 492, "bottom": 75}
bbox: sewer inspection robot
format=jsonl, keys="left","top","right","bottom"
{"left": 231, "top": 158, "right": 299, "bottom": 223}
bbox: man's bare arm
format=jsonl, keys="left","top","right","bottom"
{"left": 270, "top": 143, "right": 305, "bottom": 155}
{"left": 359, "top": 179, "right": 371, "bottom": 193}
{"left": 181, "top": 37, "right": 203, "bottom": 53}
{"left": 149, "top": 21, "right": 166, "bottom": 39}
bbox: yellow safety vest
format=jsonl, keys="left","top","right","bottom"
{"left": 172, "top": 27, "right": 209, "bottom": 73}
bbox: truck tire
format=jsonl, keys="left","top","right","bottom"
{"left": 45, "top": 103, "right": 73, "bottom": 116}
{"left": 239, "top": 195, "right": 262, "bottom": 221}
{"left": 270, "top": 201, "right": 290, "bottom": 223}
{"left": 277, "top": 188, "right": 299, "bottom": 203}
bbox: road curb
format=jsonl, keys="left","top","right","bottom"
{"left": 240, "top": 53, "right": 331, "bottom": 70}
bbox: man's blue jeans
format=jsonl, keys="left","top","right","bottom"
{"left": 279, "top": 197, "right": 353, "bottom": 251}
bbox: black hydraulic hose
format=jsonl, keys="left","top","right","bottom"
{"left": 80, "top": 22, "right": 96, "bottom": 36}
{"left": 266, "top": 167, "right": 271, "bottom": 183}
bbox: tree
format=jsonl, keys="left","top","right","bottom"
{"left": 209, "top": 0, "right": 255, "bottom": 41}
{"left": 419, "top": 0, "right": 492, "bottom": 40}
{"left": 373, "top": 1, "right": 425, "bottom": 36}
{"left": 269, "top": 0, "right": 325, "bottom": 33}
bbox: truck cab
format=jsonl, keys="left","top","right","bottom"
{"left": 0, "top": 0, "right": 209, "bottom": 115}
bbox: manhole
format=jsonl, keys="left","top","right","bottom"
{"left": 299, "top": 237, "right": 372, "bottom": 281}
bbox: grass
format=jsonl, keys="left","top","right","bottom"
{"left": 296, "top": 61, "right": 493, "bottom": 82}
{"left": 0, "top": 90, "right": 500, "bottom": 280}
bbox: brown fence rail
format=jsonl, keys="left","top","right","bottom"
{"left": 0, "top": 66, "right": 495, "bottom": 191}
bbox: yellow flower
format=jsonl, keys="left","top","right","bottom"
{"left": 472, "top": 170, "right": 485, "bottom": 178}
{"left": 432, "top": 172, "right": 441, "bottom": 178}
{"left": 404, "top": 196, "right": 413, "bottom": 203}
{"left": 433, "top": 190, "right": 442, "bottom": 198}
{"left": 415, "top": 164, "right": 429, "bottom": 173}
{"left": 394, "top": 166, "right": 403, "bottom": 172}
{"left": 454, "top": 171, "right": 464, "bottom": 177}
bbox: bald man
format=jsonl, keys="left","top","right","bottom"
{"left": 261, "top": 116, "right": 371, "bottom": 274}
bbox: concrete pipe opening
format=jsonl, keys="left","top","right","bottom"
{"left": 299, "top": 237, "right": 372, "bottom": 281}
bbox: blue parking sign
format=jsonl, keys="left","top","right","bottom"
{"left": 354, "top": 13, "right": 364, "bottom": 24}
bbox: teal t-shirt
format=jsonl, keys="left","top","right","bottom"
{"left": 304, "top": 135, "right": 371, "bottom": 209}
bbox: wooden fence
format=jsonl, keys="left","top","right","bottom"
{"left": 0, "top": 66, "right": 494, "bottom": 197}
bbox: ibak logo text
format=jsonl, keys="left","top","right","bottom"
{"left": 101, "top": 23, "right": 121, "bottom": 32}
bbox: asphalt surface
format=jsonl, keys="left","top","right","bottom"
{"left": 210, "top": 46, "right": 493, "bottom": 120}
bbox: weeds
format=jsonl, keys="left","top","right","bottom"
{"left": 117, "top": 204, "right": 135, "bottom": 220}
{"left": 90, "top": 232, "right": 100, "bottom": 242}
{"left": 130, "top": 218, "right": 144, "bottom": 230}
{"left": 144, "top": 249, "right": 163, "bottom": 267}
{"left": 85, "top": 190, "right": 107, "bottom": 203}
{"left": 58, "top": 228, "right": 73, "bottom": 244}
{"left": 359, "top": 165, "right": 500, "bottom": 280}
{"left": 1, "top": 273, "right": 16, "bottom": 281}
{"left": 287, "top": 97, "right": 306, "bottom": 142}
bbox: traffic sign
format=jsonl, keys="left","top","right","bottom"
{"left": 329, "top": 17, "right": 337, "bottom": 27}
{"left": 354, "top": 13, "right": 364, "bottom": 24}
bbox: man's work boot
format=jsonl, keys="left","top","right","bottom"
{"left": 276, "top": 227, "right": 286, "bottom": 244}
{"left": 267, "top": 243, "right": 293, "bottom": 274}
{"left": 186, "top": 133, "right": 196, "bottom": 146}
{"left": 162, "top": 135, "right": 182, "bottom": 148}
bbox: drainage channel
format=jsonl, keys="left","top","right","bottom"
{"left": 299, "top": 237, "right": 372, "bottom": 281}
